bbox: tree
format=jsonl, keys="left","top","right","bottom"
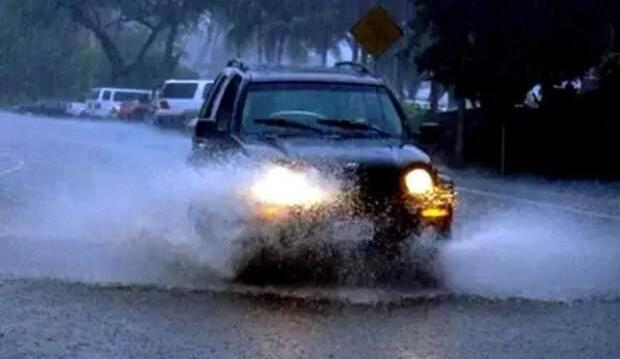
{"left": 212, "top": 0, "right": 354, "bottom": 66}
{"left": 0, "top": 0, "right": 103, "bottom": 102}
{"left": 56, "top": 0, "right": 210, "bottom": 82}
{"left": 416, "top": 0, "right": 620, "bottom": 108}
{"left": 414, "top": 0, "right": 620, "bottom": 163}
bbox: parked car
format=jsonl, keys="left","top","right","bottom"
{"left": 85, "top": 87, "right": 151, "bottom": 118}
{"left": 189, "top": 60, "right": 456, "bottom": 263}
{"left": 117, "top": 94, "right": 153, "bottom": 121}
{"left": 66, "top": 101, "right": 87, "bottom": 117}
{"left": 15, "top": 100, "right": 69, "bottom": 117}
{"left": 154, "top": 79, "right": 213, "bottom": 127}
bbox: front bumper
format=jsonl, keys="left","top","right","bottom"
{"left": 248, "top": 179, "right": 456, "bottom": 228}
{"left": 190, "top": 173, "right": 456, "bottom": 246}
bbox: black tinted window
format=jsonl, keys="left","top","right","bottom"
{"left": 162, "top": 83, "right": 198, "bottom": 99}
{"left": 102, "top": 91, "right": 111, "bottom": 101}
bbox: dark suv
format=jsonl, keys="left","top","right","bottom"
{"left": 190, "top": 60, "right": 455, "bottom": 258}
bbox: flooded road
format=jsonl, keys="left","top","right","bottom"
{"left": 1, "top": 112, "right": 620, "bottom": 358}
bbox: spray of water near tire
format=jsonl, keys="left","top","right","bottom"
{"left": 2, "top": 115, "right": 620, "bottom": 302}
{"left": 437, "top": 206, "right": 620, "bottom": 301}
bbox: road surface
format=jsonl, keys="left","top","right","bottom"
{"left": 1, "top": 112, "right": 619, "bottom": 358}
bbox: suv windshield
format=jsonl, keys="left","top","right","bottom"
{"left": 162, "top": 83, "right": 198, "bottom": 99}
{"left": 241, "top": 83, "right": 404, "bottom": 137}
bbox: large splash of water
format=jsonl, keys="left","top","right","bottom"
{"left": 437, "top": 203, "right": 620, "bottom": 301}
{"left": 2, "top": 115, "right": 620, "bottom": 302}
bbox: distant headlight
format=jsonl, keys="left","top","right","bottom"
{"left": 250, "top": 166, "right": 328, "bottom": 207}
{"left": 405, "top": 168, "right": 434, "bottom": 195}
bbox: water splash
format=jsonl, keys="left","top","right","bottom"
{"left": 437, "top": 206, "right": 620, "bottom": 301}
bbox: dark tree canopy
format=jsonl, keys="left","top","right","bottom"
{"left": 415, "top": 0, "right": 620, "bottom": 108}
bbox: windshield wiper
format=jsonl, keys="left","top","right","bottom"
{"left": 254, "top": 118, "right": 325, "bottom": 134}
{"left": 317, "top": 119, "right": 393, "bottom": 137}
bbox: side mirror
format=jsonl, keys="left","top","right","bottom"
{"left": 194, "top": 120, "right": 218, "bottom": 138}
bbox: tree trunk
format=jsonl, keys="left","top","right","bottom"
{"left": 352, "top": 42, "right": 359, "bottom": 62}
{"left": 66, "top": 5, "right": 165, "bottom": 82}
{"left": 607, "top": 22, "right": 616, "bottom": 52}
{"left": 264, "top": 36, "right": 276, "bottom": 64}
{"left": 395, "top": 57, "right": 404, "bottom": 99}
{"left": 276, "top": 33, "right": 286, "bottom": 65}
{"left": 163, "top": 23, "right": 180, "bottom": 78}
{"left": 321, "top": 47, "right": 328, "bottom": 66}
{"left": 256, "top": 25, "right": 263, "bottom": 64}
{"left": 320, "top": 29, "right": 329, "bottom": 66}
{"left": 430, "top": 80, "right": 440, "bottom": 114}
{"left": 454, "top": 95, "right": 466, "bottom": 165}
{"left": 358, "top": 0, "right": 372, "bottom": 66}
{"left": 194, "top": 27, "right": 213, "bottom": 70}
{"left": 114, "top": 26, "right": 163, "bottom": 81}
{"left": 85, "top": 25, "right": 124, "bottom": 80}
{"left": 235, "top": 42, "right": 242, "bottom": 58}
{"left": 360, "top": 49, "right": 368, "bottom": 65}
{"left": 194, "top": 21, "right": 221, "bottom": 71}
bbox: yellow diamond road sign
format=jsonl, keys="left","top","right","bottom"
{"left": 351, "top": 5, "right": 404, "bottom": 57}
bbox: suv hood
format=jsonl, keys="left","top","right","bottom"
{"left": 237, "top": 136, "right": 431, "bottom": 169}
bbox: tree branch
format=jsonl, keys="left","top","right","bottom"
{"left": 120, "top": 20, "right": 167, "bottom": 76}
{"left": 65, "top": 4, "right": 124, "bottom": 76}
{"left": 103, "top": 16, "right": 125, "bottom": 30}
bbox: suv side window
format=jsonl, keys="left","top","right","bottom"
{"left": 201, "top": 75, "right": 225, "bottom": 119}
{"left": 215, "top": 75, "right": 242, "bottom": 131}
{"left": 102, "top": 90, "right": 111, "bottom": 101}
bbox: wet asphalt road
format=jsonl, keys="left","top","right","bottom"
{"left": 1, "top": 112, "right": 620, "bottom": 358}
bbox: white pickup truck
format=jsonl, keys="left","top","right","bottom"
{"left": 85, "top": 87, "right": 151, "bottom": 118}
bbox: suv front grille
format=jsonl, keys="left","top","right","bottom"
{"left": 336, "top": 165, "right": 405, "bottom": 214}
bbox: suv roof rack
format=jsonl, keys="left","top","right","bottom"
{"left": 226, "top": 58, "right": 248, "bottom": 71}
{"left": 334, "top": 61, "right": 373, "bottom": 76}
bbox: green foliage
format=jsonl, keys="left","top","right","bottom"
{"left": 213, "top": 0, "right": 362, "bottom": 65}
{"left": 0, "top": 0, "right": 205, "bottom": 103}
{"left": 55, "top": 0, "right": 210, "bottom": 82}
{"left": 401, "top": 101, "right": 430, "bottom": 133}
{"left": 400, "top": 101, "right": 417, "bottom": 120}
{"left": 0, "top": 0, "right": 104, "bottom": 103}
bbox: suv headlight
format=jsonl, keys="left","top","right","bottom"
{"left": 250, "top": 166, "right": 328, "bottom": 207}
{"left": 405, "top": 168, "right": 434, "bottom": 195}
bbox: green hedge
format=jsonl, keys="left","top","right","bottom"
{"left": 401, "top": 101, "right": 431, "bottom": 134}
